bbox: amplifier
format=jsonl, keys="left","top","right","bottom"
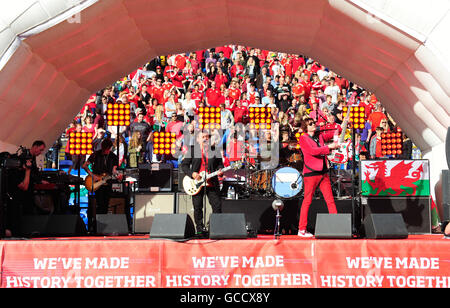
{"left": 133, "top": 193, "right": 175, "bottom": 233}
{"left": 138, "top": 163, "right": 172, "bottom": 192}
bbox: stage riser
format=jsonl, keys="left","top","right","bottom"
{"left": 1, "top": 236, "right": 448, "bottom": 288}
{"left": 134, "top": 193, "right": 430, "bottom": 235}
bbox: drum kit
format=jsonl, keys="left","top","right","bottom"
{"left": 244, "top": 140, "right": 305, "bottom": 200}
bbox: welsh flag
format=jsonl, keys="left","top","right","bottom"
{"left": 361, "top": 160, "right": 430, "bottom": 197}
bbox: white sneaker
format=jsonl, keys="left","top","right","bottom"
{"left": 298, "top": 230, "right": 314, "bottom": 238}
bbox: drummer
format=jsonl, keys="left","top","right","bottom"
{"left": 279, "top": 130, "right": 293, "bottom": 165}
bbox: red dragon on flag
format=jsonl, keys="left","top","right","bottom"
{"left": 363, "top": 160, "right": 424, "bottom": 196}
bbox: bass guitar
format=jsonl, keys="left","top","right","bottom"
{"left": 183, "top": 161, "right": 242, "bottom": 196}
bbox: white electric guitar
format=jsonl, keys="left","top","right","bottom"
{"left": 183, "top": 161, "right": 242, "bottom": 196}
{"left": 327, "top": 93, "right": 356, "bottom": 164}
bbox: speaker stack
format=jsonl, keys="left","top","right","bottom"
{"left": 443, "top": 127, "right": 450, "bottom": 221}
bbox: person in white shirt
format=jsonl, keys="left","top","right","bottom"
{"left": 324, "top": 77, "right": 340, "bottom": 104}
{"left": 220, "top": 103, "right": 234, "bottom": 130}
{"left": 181, "top": 91, "right": 197, "bottom": 120}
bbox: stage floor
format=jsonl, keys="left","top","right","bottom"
{"left": 1, "top": 234, "right": 449, "bottom": 288}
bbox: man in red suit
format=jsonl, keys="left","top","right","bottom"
{"left": 297, "top": 118, "right": 339, "bottom": 237}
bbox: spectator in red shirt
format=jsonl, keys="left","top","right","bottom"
{"left": 214, "top": 68, "right": 228, "bottom": 89}
{"left": 367, "top": 102, "right": 387, "bottom": 132}
{"left": 233, "top": 100, "right": 248, "bottom": 124}
{"left": 206, "top": 81, "right": 222, "bottom": 107}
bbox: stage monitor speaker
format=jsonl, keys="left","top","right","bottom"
{"left": 314, "top": 214, "right": 352, "bottom": 239}
{"left": 96, "top": 214, "right": 129, "bottom": 236}
{"left": 442, "top": 170, "right": 450, "bottom": 221}
{"left": 138, "top": 163, "right": 172, "bottom": 192}
{"left": 149, "top": 213, "right": 195, "bottom": 239}
{"left": 209, "top": 213, "right": 247, "bottom": 239}
{"left": 133, "top": 193, "right": 175, "bottom": 233}
{"left": 20, "top": 216, "right": 50, "bottom": 237}
{"left": 20, "top": 215, "right": 87, "bottom": 237}
{"left": 363, "top": 213, "right": 408, "bottom": 239}
{"left": 46, "top": 215, "right": 87, "bottom": 237}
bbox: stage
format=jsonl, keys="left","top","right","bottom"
{"left": 1, "top": 234, "right": 449, "bottom": 288}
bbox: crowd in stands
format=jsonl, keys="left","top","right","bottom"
{"left": 60, "top": 45, "right": 413, "bottom": 170}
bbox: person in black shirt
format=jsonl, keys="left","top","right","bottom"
{"left": 4, "top": 141, "right": 47, "bottom": 236}
{"left": 83, "top": 138, "right": 122, "bottom": 220}
{"left": 181, "top": 130, "right": 224, "bottom": 235}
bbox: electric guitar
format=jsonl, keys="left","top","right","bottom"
{"left": 84, "top": 173, "right": 117, "bottom": 192}
{"left": 183, "top": 161, "right": 242, "bottom": 196}
{"left": 327, "top": 92, "right": 356, "bottom": 164}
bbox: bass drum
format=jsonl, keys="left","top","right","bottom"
{"left": 271, "top": 167, "right": 303, "bottom": 199}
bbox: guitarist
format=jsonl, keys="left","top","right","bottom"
{"left": 181, "top": 130, "right": 224, "bottom": 235}
{"left": 297, "top": 118, "right": 339, "bottom": 237}
{"left": 82, "top": 138, "right": 123, "bottom": 221}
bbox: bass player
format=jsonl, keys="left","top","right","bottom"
{"left": 181, "top": 130, "right": 224, "bottom": 236}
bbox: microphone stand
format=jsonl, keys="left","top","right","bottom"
{"left": 351, "top": 127, "right": 359, "bottom": 237}
{"left": 274, "top": 207, "right": 282, "bottom": 239}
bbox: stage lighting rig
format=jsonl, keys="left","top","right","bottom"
{"left": 343, "top": 106, "right": 366, "bottom": 129}
{"left": 198, "top": 107, "right": 221, "bottom": 130}
{"left": 153, "top": 132, "right": 177, "bottom": 156}
{"left": 381, "top": 128, "right": 403, "bottom": 157}
{"left": 68, "top": 132, "right": 93, "bottom": 156}
{"left": 107, "top": 102, "right": 131, "bottom": 127}
{"left": 249, "top": 107, "right": 272, "bottom": 130}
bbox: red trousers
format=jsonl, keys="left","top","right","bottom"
{"left": 298, "top": 173, "right": 337, "bottom": 231}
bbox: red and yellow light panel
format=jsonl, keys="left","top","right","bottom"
{"left": 68, "top": 132, "right": 93, "bottom": 155}
{"left": 153, "top": 132, "right": 176, "bottom": 155}
{"left": 249, "top": 107, "right": 271, "bottom": 130}
{"left": 381, "top": 130, "right": 403, "bottom": 156}
{"left": 343, "top": 106, "right": 366, "bottom": 129}
{"left": 107, "top": 103, "right": 131, "bottom": 126}
{"left": 198, "top": 107, "right": 221, "bottom": 130}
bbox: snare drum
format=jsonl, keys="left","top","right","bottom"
{"left": 271, "top": 167, "right": 303, "bottom": 199}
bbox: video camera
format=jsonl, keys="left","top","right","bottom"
{"left": 0, "top": 146, "right": 33, "bottom": 169}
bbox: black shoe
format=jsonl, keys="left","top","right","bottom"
{"left": 196, "top": 227, "right": 208, "bottom": 238}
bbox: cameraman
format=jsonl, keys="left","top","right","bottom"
{"left": 5, "top": 141, "right": 47, "bottom": 236}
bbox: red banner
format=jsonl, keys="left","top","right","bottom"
{"left": 1, "top": 235, "right": 449, "bottom": 288}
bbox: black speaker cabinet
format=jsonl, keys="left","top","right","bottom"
{"left": 362, "top": 197, "right": 431, "bottom": 234}
{"left": 20, "top": 215, "right": 50, "bottom": 237}
{"left": 96, "top": 214, "right": 129, "bottom": 235}
{"left": 446, "top": 127, "right": 450, "bottom": 169}
{"left": 20, "top": 215, "right": 87, "bottom": 237}
{"left": 442, "top": 170, "right": 450, "bottom": 221}
{"left": 149, "top": 213, "right": 195, "bottom": 239}
{"left": 138, "top": 163, "right": 172, "bottom": 192}
{"left": 314, "top": 214, "right": 352, "bottom": 239}
{"left": 209, "top": 213, "right": 247, "bottom": 239}
{"left": 133, "top": 193, "right": 175, "bottom": 233}
{"left": 363, "top": 213, "right": 408, "bottom": 239}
